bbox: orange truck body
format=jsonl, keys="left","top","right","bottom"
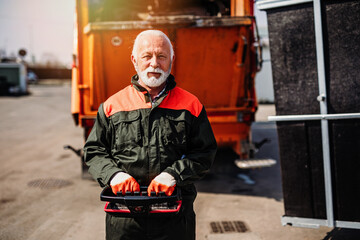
{"left": 71, "top": 0, "right": 260, "bottom": 159}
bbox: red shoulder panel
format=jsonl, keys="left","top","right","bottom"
{"left": 159, "top": 87, "right": 203, "bottom": 117}
{"left": 103, "top": 85, "right": 151, "bottom": 117}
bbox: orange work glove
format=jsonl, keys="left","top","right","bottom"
{"left": 110, "top": 172, "right": 140, "bottom": 195}
{"left": 148, "top": 172, "right": 176, "bottom": 196}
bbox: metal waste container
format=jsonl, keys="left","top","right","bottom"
{"left": 257, "top": 0, "right": 360, "bottom": 229}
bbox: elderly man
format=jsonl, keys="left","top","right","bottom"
{"left": 84, "top": 30, "right": 217, "bottom": 240}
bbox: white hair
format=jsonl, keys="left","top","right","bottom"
{"left": 132, "top": 30, "right": 174, "bottom": 60}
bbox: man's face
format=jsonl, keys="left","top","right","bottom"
{"left": 132, "top": 34, "right": 173, "bottom": 88}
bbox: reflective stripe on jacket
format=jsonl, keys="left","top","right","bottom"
{"left": 84, "top": 74, "right": 217, "bottom": 197}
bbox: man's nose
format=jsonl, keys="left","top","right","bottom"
{"left": 150, "top": 56, "right": 159, "bottom": 68}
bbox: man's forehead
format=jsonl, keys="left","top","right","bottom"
{"left": 137, "top": 35, "right": 171, "bottom": 54}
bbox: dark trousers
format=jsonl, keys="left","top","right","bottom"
{"left": 105, "top": 202, "right": 195, "bottom": 240}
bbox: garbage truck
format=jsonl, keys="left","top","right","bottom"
{"left": 69, "top": 0, "right": 273, "bottom": 178}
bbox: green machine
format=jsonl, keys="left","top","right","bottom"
{"left": 0, "top": 63, "right": 27, "bottom": 95}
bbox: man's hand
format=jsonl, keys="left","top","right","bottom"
{"left": 148, "top": 172, "right": 176, "bottom": 196}
{"left": 110, "top": 172, "right": 140, "bottom": 195}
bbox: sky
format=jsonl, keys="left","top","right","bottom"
{"left": 0, "top": 0, "right": 75, "bottom": 67}
{"left": 0, "top": 0, "right": 268, "bottom": 68}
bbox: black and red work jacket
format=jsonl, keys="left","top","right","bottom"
{"left": 84, "top": 74, "right": 217, "bottom": 198}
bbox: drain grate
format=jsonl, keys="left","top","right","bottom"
{"left": 28, "top": 178, "right": 73, "bottom": 189}
{"left": 210, "top": 221, "right": 249, "bottom": 234}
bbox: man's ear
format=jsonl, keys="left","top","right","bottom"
{"left": 131, "top": 54, "right": 137, "bottom": 66}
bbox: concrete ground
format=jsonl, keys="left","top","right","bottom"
{"left": 1, "top": 83, "right": 360, "bottom": 239}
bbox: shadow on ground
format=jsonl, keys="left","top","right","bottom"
{"left": 195, "top": 122, "right": 283, "bottom": 201}
{"left": 323, "top": 228, "right": 360, "bottom": 240}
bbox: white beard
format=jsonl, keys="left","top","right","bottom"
{"left": 135, "top": 65, "right": 171, "bottom": 88}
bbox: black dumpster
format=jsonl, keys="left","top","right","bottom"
{"left": 258, "top": 0, "right": 360, "bottom": 227}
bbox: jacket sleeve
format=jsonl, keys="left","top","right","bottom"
{"left": 83, "top": 104, "right": 122, "bottom": 187}
{"left": 163, "top": 107, "right": 217, "bottom": 186}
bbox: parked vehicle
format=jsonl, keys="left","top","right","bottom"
{"left": 26, "top": 70, "right": 38, "bottom": 84}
